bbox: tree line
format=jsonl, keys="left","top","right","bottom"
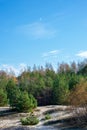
{"left": 0, "top": 59, "right": 87, "bottom": 112}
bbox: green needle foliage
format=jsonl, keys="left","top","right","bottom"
{"left": 20, "top": 115, "right": 39, "bottom": 125}
{"left": 16, "top": 92, "right": 37, "bottom": 112}
{"left": 45, "top": 114, "right": 51, "bottom": 120}
{"left": 0, "top": 60, "right": 87, "bottom": 112}
{"left": 0, "top": 89, "right": 8, "bottom": 106}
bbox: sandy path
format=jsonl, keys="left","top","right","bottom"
{"left": 0, "top": 105, "right": 72, "bottom": 129}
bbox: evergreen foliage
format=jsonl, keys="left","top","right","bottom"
{"left": 0, "top": 60, "right": 87, "bottom": 109}
{"left": 0, "top": 89, "right": 8, "bottom": 106}
{"left": 16, "top": 92, "right": 37, "bottom": 112}
{"left": 6, "top": 79, "right": 20, "bottom": 107}
{"left": 20, "top": 115, "right": 39, "bottom": 125}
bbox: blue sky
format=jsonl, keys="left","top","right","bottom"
{"left": 0, "top": 0, "right": 87, "bottom": 75}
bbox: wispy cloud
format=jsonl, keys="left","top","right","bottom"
{"left": 17, "top": 22, "right": 56, "bottom": 39}
{"left": 42, "top": 50, "right": 60, "bottom": 58}
{"left": 76, "top": 51, "right": 87, "bottom": 58}
{"left": 42, "top": 50, "right": 61, "bottom": 71}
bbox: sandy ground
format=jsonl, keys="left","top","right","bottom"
{"left": 0, "top": 105, "right": 72, "bottom": 129}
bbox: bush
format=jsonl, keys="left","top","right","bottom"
{"left": 6, "top": 81, "right": 37, "bottom": 112}
{"left": 16, "top": 92, "right": 37, "bottom": 112}
{"left": 20, "top": 115, "right": 39, "bottom": 125}
{"left": 28, "top": 94, "right": 37, "bottom": 109}
{"left": 45, "top": 114, "right": 51, "bottom": 120}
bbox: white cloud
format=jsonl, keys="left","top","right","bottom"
{"left": 19, "top": 63, "right": 27, "bottom": 69}
{"left": 42, "top": 50, "right": 60, "bottom": 58}
{"left": 49, "top": 50, "right": 59, "bottom": 54}
{"left": 0, "top": 64, "right": 19, "bottom": 75}
{"left": 19, "top": 63, "right": 27, "bottom": 72}
{"left": 76, "top": 51, "right": 87, "bottom": 58}
{"left": 42, "top": 50, "right": 61, "bottom": 71}
{"left": 0, "top": 63, "right": 27, "bottom": 76}
{"left": 17, "top": 22, "right": 56, "bottom": 39}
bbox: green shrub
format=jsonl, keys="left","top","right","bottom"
{"left": 45, "top": 114, "right": 51, "bottom": 120}
{"left": 16, "top": 92, "right": 37, "bottom": 112}
{"left": 28, "top": 94, "right": 37, "bottom": 109}
{"left": 20, "top": 115, "right": 39, "bottom": 125}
